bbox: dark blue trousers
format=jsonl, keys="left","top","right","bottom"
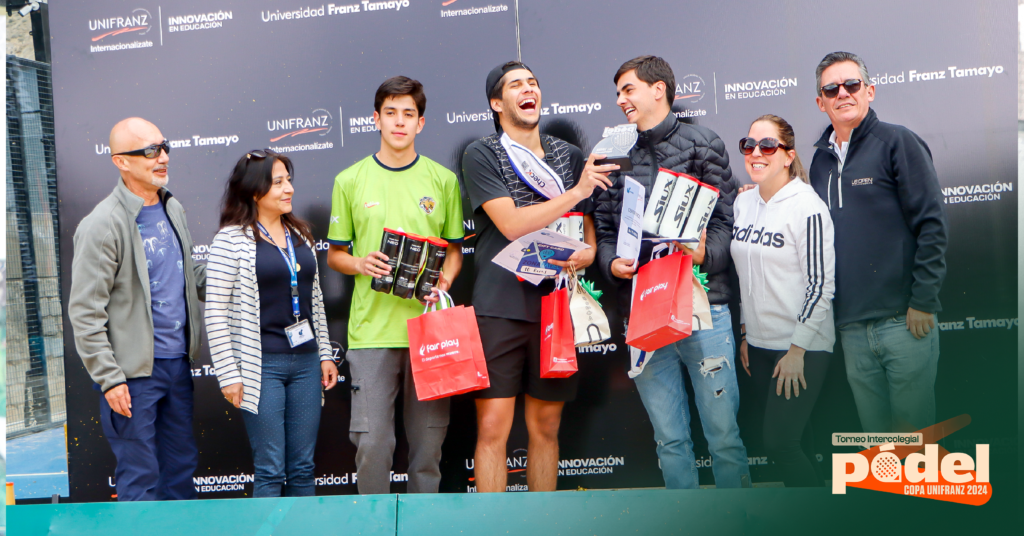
{"left": 99, "top": 357, "right": 198, "bottom": 501}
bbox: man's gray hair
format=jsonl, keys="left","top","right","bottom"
{"left": 815, "top": 52, "right": 870, "bottom": 96}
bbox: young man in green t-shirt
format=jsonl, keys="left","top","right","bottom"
{"left": 326, "top": 76, "right": 464, "bottom": 494}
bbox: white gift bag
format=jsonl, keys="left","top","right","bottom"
{"left": 567, "top": 271, "right": 611, "bottom": 347}
{"left": 691, "top": 270, "right": 713, "bottom": 332}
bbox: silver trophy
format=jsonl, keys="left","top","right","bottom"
{"left": 593, "top": 124, "right": 638, "bottom": 172}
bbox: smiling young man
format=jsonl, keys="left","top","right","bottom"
{"left": 326, "top": 76, "right": 464, "bottom": 494}
{"left": 593, "top": 55, "right": 749, "bottom": 490}
{"left": 461, "top": 61, "right": 615, "bottom": 492}
{"left": 809, "top": 52, "right": 947, "bottom": 434}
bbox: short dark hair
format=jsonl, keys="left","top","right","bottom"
{"left": 815, "top": 52, "right": 870, "bottom": 96}
{"left": 374, "top": 76, "right": 426, "bottom": 117}
{"left": 614, "top": 55, "right": 676, "bottom": 105}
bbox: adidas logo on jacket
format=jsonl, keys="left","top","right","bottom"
{"left": 730, "top": 179, "right": 836, "bottom": 352}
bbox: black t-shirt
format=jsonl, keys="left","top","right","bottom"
{"left": 255, "top": 236, "right": 317, "bottom": 353}
{"left": 462, "top": 134, "right": 592, "bottom": 322}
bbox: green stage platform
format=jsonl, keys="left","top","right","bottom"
{"left": 7, "top": 487, "right": 1017, "bottom": 535}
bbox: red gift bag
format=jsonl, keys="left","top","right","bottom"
{"left": 625, "top": 251, "right": 694, "bottom": 352}
{"left": 459, "top": 304, "right": 490, "bottom": 387}
{"left": 407, "top": 291, "right": 490, "bottom": 401}
{"left": 540, "top": 281, "right": 578, "bottom": 378}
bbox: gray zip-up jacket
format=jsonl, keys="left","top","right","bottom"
{"left": 69, "top": 178, "right": 206, "bottom": 392}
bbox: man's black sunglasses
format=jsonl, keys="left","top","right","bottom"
{"left": 819, "top": 79, "right": 863, "bottom": 99}
{"left": 113, "top": 140, "right": 171, "bottom": 159}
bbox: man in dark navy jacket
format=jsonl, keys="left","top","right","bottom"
{"left": 809, "top": 51, "right": 948, "bottom": 434}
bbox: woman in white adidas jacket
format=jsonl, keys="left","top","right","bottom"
{"left": 731, "top": 115, "right": 835, "bottom": 487}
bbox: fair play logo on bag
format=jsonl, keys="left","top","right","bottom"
{"left": 407, "top": 289, "right": 489, "bottom": 400}
{"left": 639, "top": 282, "right": 668, "bottom": 301}
{"left": 831, "top": 415, "right": 992, "bottom": 505}
{"left": 419, "top": 338, "right": 461, "bottom": 361}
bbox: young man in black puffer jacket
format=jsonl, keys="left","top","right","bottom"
{"left": 594, "top": 55, "right": 749, "bottom": 489}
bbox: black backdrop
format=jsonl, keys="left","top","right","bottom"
{"left": 50, "top": 0, "right": 1017, "bottom": 501}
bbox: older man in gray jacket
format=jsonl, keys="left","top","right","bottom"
{"left": 68, "top": 117, "right": 206, "bottom": 501}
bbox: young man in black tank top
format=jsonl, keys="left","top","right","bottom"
{"left": 461, "top": 61, "right": 616, "bottom": 492}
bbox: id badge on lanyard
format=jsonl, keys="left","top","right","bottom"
{"left": 258, "top": 222, "right": 315, "bottom": 348}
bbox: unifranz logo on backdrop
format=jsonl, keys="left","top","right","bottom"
{"left": 266, "top": 108, "right": 335, "bottom": 153}
{"left": 88, "top": 7, "right": 154, "bottom": 53}
{"left": 465, "top": 448, "right": 529, "bottom": 492}
{"left": 673, "top": 73, "right": 711, "bottom": 118}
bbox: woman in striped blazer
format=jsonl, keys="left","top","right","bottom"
{"left": 205, "top": 149, "right": 338, "bottom": 498}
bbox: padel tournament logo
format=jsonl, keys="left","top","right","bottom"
{"left": 88, "top": 7, "right": 154, "bottom": 53}
{"left": 832, "top": 415, "right": 992, "bottom": 505}
{"left": 267, "top": 108, "right": 335, "bottom": 153}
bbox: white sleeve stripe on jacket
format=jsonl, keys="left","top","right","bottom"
{"left": 798, "top": 213, "right": 821, "bottom": 322}
{"left": 799, "top": 213, "right": 825, "bottom": 323}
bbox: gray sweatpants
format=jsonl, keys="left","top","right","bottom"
{"left": 346, "top": 348, "right": 450, "bottom": 494}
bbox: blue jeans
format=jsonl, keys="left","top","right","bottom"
{"left": 839, "top": 315, "right": 939, "bottom": 433}
{"left": 241, "top": 351, "right": 322, "bottom": 497}
{"left": 632, "top": 304, "right": 750, "bottom": 489}
{"left": 99, "top": 357, "right": 198, "bottom": 501}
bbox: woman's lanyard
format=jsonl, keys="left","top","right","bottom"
{"left": 256, "top": 221, "right": 301, "bottom": 322}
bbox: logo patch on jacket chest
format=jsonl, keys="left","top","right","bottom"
{"left": 851, "top": 178, "right": 873, "bottom": 186}
{"left": 732, "top": 224, "right": 785, "bottom": 248}
{"left": 418, "top": 197, "right": 436, "bottom": 214}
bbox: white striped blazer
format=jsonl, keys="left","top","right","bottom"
{"left": 205, "top": 224, "right": 332, "bottom": 414}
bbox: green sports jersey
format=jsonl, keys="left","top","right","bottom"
{"left": 327, "top": 154, "right": 464, "bottom": 349}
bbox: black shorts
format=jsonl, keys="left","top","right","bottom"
{"left": 472, "top": 315, "right": 579, "bottom": 402}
